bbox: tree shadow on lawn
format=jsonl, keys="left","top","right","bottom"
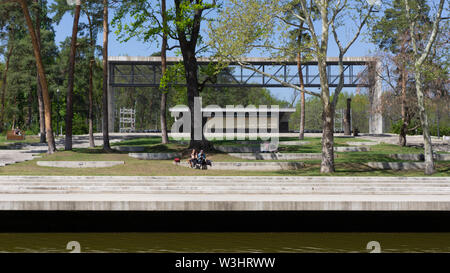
{"left": 112, "top": 137, "right": 162, "bottom": 146}
{"left": 72, "top": 144, "right": 187, "bottom": 155}
{"left": 278, "top": 145, "right": 321, "bottom": 153}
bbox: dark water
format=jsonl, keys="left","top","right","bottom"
{"left": 0, "top": 233, "right": 449, "bottom": 253}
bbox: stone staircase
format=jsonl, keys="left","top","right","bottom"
{"left": 0, "top": 176, "right": 449, "bottom": 195}
{"left": 1, "top": 176, "right": 449, "bottom": 211}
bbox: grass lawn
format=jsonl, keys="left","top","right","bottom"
{"left": 0, "top": 136, "right": 448, "bottom": 176}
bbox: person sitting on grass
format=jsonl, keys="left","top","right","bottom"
{"left": 14, "top": 127, "right": 22, "bottom": 136}
{"left": 197, "top": 150, "right": 212, "bottom": 170}
{"left": 188, "top": 149, "right": 197, "bottom": 168}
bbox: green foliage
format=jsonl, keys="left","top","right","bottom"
{"left": 369, "top": 0, "right": 431, "bottom": 53}
{"left": 54, "top": 36, "right": 104, "bottom": 135}
{"left": 160, "top": 62, "right": 185, "bottom": 90}
{"left": 391, "top": 119, "right": 450, "bottom": 137}
{"left": 289, "top": 92, "right": 370, "bottom": 132}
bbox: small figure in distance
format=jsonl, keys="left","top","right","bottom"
{"left": 197, "top": 150, "right": 212, "bottom": 170}
{"left": 197, "top": 150, "right": 206, "bottom": 169}
{"left": 14, "top": 127, "right": 22, "bottom": 136}
{"left": 188, "top": 149, "right": 197, "bottom": 168}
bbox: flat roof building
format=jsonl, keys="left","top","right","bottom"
{"left": 169, "top": 107, "right": 295, "bottom": 133}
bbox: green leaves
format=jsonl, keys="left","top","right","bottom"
{"left": 160, "top": 61, "right": 184, "bottom": 90}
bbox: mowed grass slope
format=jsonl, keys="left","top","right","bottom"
{"left": 0, "top": 136, "right": 448, "bottom": 176}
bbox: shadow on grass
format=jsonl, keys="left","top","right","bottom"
{"left": 112, "top": 137, "right": 162, "bottom": 146}
{"left": 71, "top": 148, "right": 123, "bottom": 154}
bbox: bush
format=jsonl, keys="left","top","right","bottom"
{"left": 391, "top": 120, "right": 450, "bottom": 136}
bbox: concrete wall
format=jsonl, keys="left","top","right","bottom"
{"left": 368, "top": 61, "right": 384, "bottom": 134}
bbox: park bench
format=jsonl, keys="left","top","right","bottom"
{"left": 6, "top": 130, "right": 25, "bottom": 141}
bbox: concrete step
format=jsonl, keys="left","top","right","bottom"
{"left": 2, "top": 189, "right": 450, "bottom": 195}
{"left": 368, "top": 162, "right": 426, "bottom": 170}
{"left": 2, "top": 184, "right": 450, "bottom": 194}
{"left": 1, "top": 178, "right": 450, "bottom": 194}
{"left": 1, "top": 181, "right": 450, "bottom": 186}
{"left": 346, "top": 142, "right": 379, "bottom": 146}
{"left": 36, "top": 161, "right": 125, "bottom": 168}
{"left": 389, "top": 153, "right": 450, "bottom": 161}
{"left": 334, "top": 147, "right": 370, "bottom": 152}
{"left": 0, "top": 176, "right": 448, "bottom": 183}
{"left": 228, "top": 153, "right": 324, "bottom": 160}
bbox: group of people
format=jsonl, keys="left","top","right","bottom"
{"left": 188, "top": 149, "right": 211, "bottom": 169}
{"left": 13, "top": 127, "right": 22, "bottom": 136}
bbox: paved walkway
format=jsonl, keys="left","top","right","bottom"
{"left": 0, "top": 176, "right": 449, "bottom": 211}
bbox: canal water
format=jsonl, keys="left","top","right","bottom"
{"left": 0, "top": 233, "right": 449, "bottom": 253}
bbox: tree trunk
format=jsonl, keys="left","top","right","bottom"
{"left": 297, "top": 52, "right": 306, "bottom": 140}
{"left": 414, "top": 69, "right": 434, "bottom": 174}
{"left": 87, "top": 15, "right": 95, "bottom": 148}
{"left": 27, "top": 89, "right": 33, "bottom": 129}
{"left": 183, "top": 54, "right": 212, "bottom": 151}
{"left": 0, "top": 43, "right": 13, "bottom": 133}
{"left": 88, "top": 59, "right": 95, "bottom": 148}
{"left": 436, "top": 106, "right": 440, "bottom": 138}
{"left": 317, "top": 52, "right": 334, "bottom": 173}
{"left": 19, "top": 0, "right": 56, "bottom": 153}
{"left": 321, "top": 102, "right": 335, "bottom": 173}
{"left": 36, "top": 78, "right": 46, "bottom": 142}
{"left": 160, "top": 0, "right": 169, "bottom": 144}
{"left": 399, "top": 63, "right": 408, "bottom": 146}
{"left": 405, "top": 0, "right": 444, "bottom": 174}
{"left": 34, "top": 0, "right": 46, "bottom": 143}
{"left": 102, "top": 0, "right": 112, "bottom": 152}
{"left": 344, "top": 98, "right": 351, "bottom": 135}
{"left": 65, "top": 4, "right": 81, "bottom": 150}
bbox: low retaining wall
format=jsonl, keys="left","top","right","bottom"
{"left": 215, "top": 145, "right": 261, "bottom": 153}
{"left": 228, "top": 153, "right": 323, "bottom": 160}
{"left": 279, "top": 141, "right": 311, "bottom": 146}
{"left": 346, "top": 142, "right": 378, "bottom": 146}
{"left": 129, "top": 153, "right": 182, "bottom": 160}
{"left": 389, "top": 153, "right": 450, "bottom": 161}
{"left": 113, "top": 146, "right": 146, "bottom": 152}
{"left": 37, "top": 161, "right": 125, "bottom": 168}
{"left": 368, "top": 162, "right": 425, "bottom": 170}
{"left": 174, "top": 161, "right": 305, "bottom": 171}
{"left": 215, "top": 143, "right": 279, "bottom": 153}
{"left": 334, "top": 147, "right": 370, "bottom": 152}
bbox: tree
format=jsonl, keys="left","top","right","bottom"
{"left": 370, "top": 0, "right": 432, "bottom": 146}
{"left": 16, "top": 0, "right": 56, "bottom": 153}
{"left": 160, "top": 0, "right": 169, "bottom": 144}
{"left": 51, "top": 0, "right": 82, "bottom": 150}
{"left": 282, "top": 1, "right": 317, "bottom": 140}
{"left": 65, "top": 1, "right": 81, "bottom": 150}
{"left": 0, "top": 27, "right": 15, "bottom": 133}
{"left": 405, "top": 0, "right": 445, "bottom": 174}
{"left": 102, "top": 0, "right": 112, "bottom": 152}
{"left": 34, "top": 0, "right": 47, "bottom": 143}
{"left": 210, "top": 0, "right": 375, "bottom": 173}
{"left": 81, "top": 0, "right": 103, "bottom": 148}
{"left": 113, "top": 0, "right": 217, "bottom": 150}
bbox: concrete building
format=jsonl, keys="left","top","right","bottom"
{"left": 169, "top": 106, "right": 295, "bottom": 133}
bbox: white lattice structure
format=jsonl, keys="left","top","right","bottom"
{"left": 119, "top": 108, "right": 136, "bottom": 133}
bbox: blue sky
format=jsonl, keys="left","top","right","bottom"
{"left": 50, "top": 1, "right": 378, "bottom": 102}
